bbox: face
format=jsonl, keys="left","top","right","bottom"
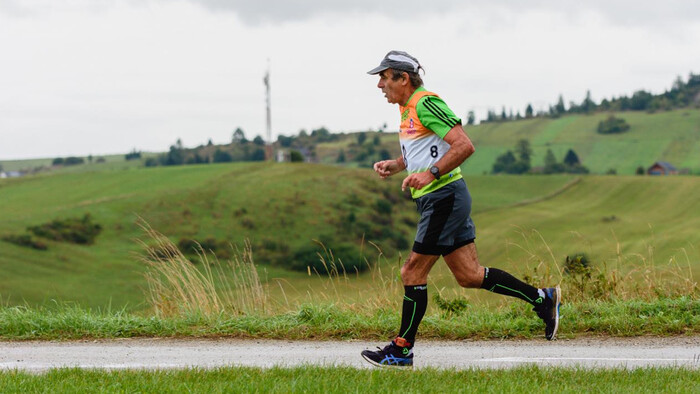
{"left": 377, "top": 69, "right": 407, "bottom": 104}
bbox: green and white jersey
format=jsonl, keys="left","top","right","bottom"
{"left": 399, "top": 87, "right": 463, "bottom": 198}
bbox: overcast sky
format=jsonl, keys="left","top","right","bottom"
{"left": 1, "top": 0, "right": 699, "bottom": 160}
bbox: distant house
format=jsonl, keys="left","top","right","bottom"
{"left": 276, "top": 149, "right": 288, "bottom": 162}
{"left": 647, "top": 161, "right": 677, "bottom": 175}
{"left": 0, "top": 171, "right": 23, "bottom": 178}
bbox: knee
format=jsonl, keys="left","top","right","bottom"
{"left": 456, "top": 266, "right": 484, "bottom": 288}
{"left": 400, "top": 258, "right": 419, "bottom": 284}
{"left": 400, "top": 263, "right": 411, "bottom": 284}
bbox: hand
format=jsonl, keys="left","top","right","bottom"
{"left": 401, "top": 171, "right": 434, "bottom": 191}
{"left": 373, "top": 160, "right": 399, "bottom": 179}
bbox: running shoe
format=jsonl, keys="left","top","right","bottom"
{"left": 361, "top": 340, "right": 413, "bottom": 368}
{"left": 535, "top": 286, "right": 561, "bottom": 340}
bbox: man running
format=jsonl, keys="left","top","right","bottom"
{"left": 361, "top": 50, "right": 561, "bottom": 368}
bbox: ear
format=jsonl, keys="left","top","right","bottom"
{"left": 400, "top": 72, "right": 410, "bottom": 86}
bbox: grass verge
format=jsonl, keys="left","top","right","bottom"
{"left": 1, "top": 366, "right": 697, "bottom": 393}
{"left": 0, "top": 297, "right": 697, "bottom": 340}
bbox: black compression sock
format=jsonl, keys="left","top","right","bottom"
{"left": 480, "top": 267, "right": 545, "bottom": 307}
{"left": 397, "top": 284, "right": 427, "bottom": 346}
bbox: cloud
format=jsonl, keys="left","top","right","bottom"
{"left": 184, "top": 0, "right": 700, "bottom": 27}
{"left": 3, "top": 0, "right": 699, "bottom": 28}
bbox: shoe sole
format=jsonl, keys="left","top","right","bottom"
{"left": 550, "top": 285, "right": 561, "bottom": 340}
{"left": 361, "top": 353, "right": 413, "bottom": 369}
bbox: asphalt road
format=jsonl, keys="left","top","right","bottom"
{"left": 1, "top": 337, "right": 698, "bottom": 372}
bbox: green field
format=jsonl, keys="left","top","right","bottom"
{"left": 461, "top": 109, "right": 700, "bottom": 175}
{"left": 1, "top": 366, "right": 696, "bottom": 393}
{"left": 312, "top": 108, "right": 700, "bottom": 175}
{"left": 0, "top": 162, "right": 698, "bottom": 311}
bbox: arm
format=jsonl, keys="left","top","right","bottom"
{"left": 401, "top": 124, "right": 475, "bottom": 191}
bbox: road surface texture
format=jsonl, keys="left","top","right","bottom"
{"left": 1, "top": 337, "right": 698, "bottom": 372}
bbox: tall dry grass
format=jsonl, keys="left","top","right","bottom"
{"left": 138, "top": 221, "right": 267, "bottom": 317}
{"left": 511, "top": 228, "right": 698, "bottom": 303}
{"left": 139, "top": 220, "right": 697, "bottom": 319}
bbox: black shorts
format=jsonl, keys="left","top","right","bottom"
{"left": 412, "top": 178, "right": 476, "bottom": 256}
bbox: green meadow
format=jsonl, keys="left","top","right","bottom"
{"left": 316, "top": 109, "right": 700, "bottom": 175}
{"left": 0, "top": 161, "right": 698, "bottom": 311}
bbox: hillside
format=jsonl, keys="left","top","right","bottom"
{"left": 311, "top": 108, "right": 700, "bottom": 175}
{"left": 0, "top": 163, "right": 574, "bottom": 308}
{"left": 461, "top": 109, "right": 700, "bottom": 175}
{"left": 1, "top": 163, "right": 698, "bottom": 310}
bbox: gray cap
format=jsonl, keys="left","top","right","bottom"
{"left": 367, "top": 50, "right": 422, "bottom": 75}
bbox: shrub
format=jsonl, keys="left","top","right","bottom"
{"left": 290, "top": 150, "right": 304, "bottom": 162}
{"left": 177, "top": 237, "right": 232, "bottom": 261}
{"left": 125, "top": 150, "right": 142, "bottom": 160}
{"left": 64, "top": 157, "right": 85, "bottom": 166}
{"left": 1, "top": 234, "right": 48, "bottom": 250}
{"left": 597, "top": 115, "right": 630, "bottom": 134}
{"left": 213, "top": 149, "right": 233, "bottom": 163}
{"left": 290, "top": 242, "right": 367, "bottom": 273}
{"left": 144, "top": 158, "right": 158, "bottom": 167}
{"left": 433, "top": 293, "right": 470, "bottom": 317}
{"left": 27, "top": 214, "right": 102, "bottom": 245}
{"left": 375, "top": 199, "right": 392, "bottom": 216}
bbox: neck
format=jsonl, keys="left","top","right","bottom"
{"left": 399, "top": 87, "right": 417, "bottom": 106}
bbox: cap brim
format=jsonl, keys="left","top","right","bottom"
{"left": 367, "top": 65, "right": 389, "bottom": 75}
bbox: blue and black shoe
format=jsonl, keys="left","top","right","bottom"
{"left": 361, "top": 339, "right": 413, "bottom": 368}
{"left": 535, "top": 286, "right": 561, "bottom": 340}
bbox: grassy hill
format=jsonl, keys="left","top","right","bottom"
{"left": 1, "top": 163, "right": 698, "bottom": 310}
{"left": 312, "top": 108, "right": 700, "bottom": 175}
{"left": 462, "top": 109, "right": 700, "bottom": 175}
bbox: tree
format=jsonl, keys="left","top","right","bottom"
{"left": 636, "top": 166, "right": 645, "bottom": 175}
{"left": 357, "top": 132, "right": 367, "bottom": 145}
{"left": 543, "top": 149, "right": 565, "bottom": 174}
{"left": 514, "top": 139, "right": 532, "bottom": 164}
{"left": 278, "top": 135, "right": 294, "bottom": 147}
{"left": 207, "top": 139, "right": 213, "bottom": 146}
{"left": 555, "top": 94, "right": 566, "bottom": 115}
{"left": 373, "top": 135, "right": 381, "bottom": 146}
{"left": 250, "top": 148, "right": 266, "bottom": 161}
{"left": 379, "top": 149, "right": 391, "bottom": 160}
{"left": 213, "top": 149, "right": 232, "bottom": 163}
{"left": 125, "top": 149, "right": 141, "bottom": 161}
{"left": 337, "top": 149, "right": 346, "bottom": 163}
{"left": 64, "top": 157, "right": 84, "bottom": 166}
{"left": 466, "top": 110, "right": 475, "bottom": 125}
{"left": 492, "top": 140, "right": 532, "bottom": 174}
{"left": 563, "top": 149, "right": 580, "bottom": 166}
{"left": 232, "top": 128, "right": 247, "bottom": 143}
{"left": 629, "top": 90, "right": 653, "bottom": 111}
{"left": 486, "top": 109, "right": 497, "bottom": 122}
{"left": 492, "top": 151, "right": 516, "bottom": 174}
{"left": 581, "top": 90, "right": 595, "bottom": 113}
{"left": 525, "top": 104, "right": 534, "bottom": 118}
{"left": 544, "top": 149, "right": 557, "bottom": 168}
{"left": 253, "top": 135, "right": 265, "bottom": 146}
{"left": 501, "top": 106, "right": 507, "bottom": 121}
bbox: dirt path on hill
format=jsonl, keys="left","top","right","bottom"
{"left": 1, "top": 336, "right": 698, "bottom": 372}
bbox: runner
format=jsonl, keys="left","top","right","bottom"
{"left": 361, "top": 50, "right": 561, "bottom": 368}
